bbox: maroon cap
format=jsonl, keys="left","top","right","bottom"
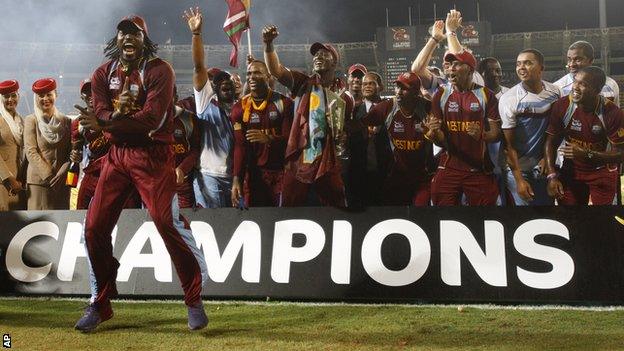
{"left": 117, "top": 15, "right": 148, "bottom": 36}
{"left": 80, "top": 79, "right": 92, "bottom": 95}
{"left": 0, "top": 80, "right": 19, "bottom": 95}
{"left": 444, "top": 50, "right": 477, "bottom": 70}
{"left": 207, "top": 67, "right": 222, "bottom": 80}
{"left": 348, "top": 63, "right": 367, "bottom": 76}
{"left": 395, "top": 72, "right": 421, "bottom": 91}
{"left": 32, "top": 78, "right": 57, "bottom": 94}
{"left": 310, "top": 42, "right": 339, "bottom": 63}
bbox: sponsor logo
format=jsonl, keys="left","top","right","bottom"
{"left": 251, "top": 113, "right": 260, "bottom": 124}
{"left": 109, "top": 77, "right": 121, "bottom": 90}
{"left": 233, "top": 122, "right": 242, "bottom": 131}
{"left": 591, "top": 125, "right": 602, "bottom": 135}
{"left": 391, "top": 28, "right": 411, "bottom": 49}
{"left": 570, "top": 119, "right": 582, "bottom": 132}
{"left": 393, "top": 121, "right": 405, "bottom": 133}
{"left": 448, "top": 101, "right": 460, "bottom": 113}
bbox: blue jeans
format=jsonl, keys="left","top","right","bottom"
{"left": 504, "top": 168, "right": 554, "bottom": 206}
{"left": 193, "top": 173, "right": 232, "bottom": 208}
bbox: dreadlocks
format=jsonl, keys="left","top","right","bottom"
{"left": 103, "top": 35, "right": 158, "bottom": 60}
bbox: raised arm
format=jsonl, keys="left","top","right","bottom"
{"left": 183, "top": 7, "right": 209, "bottom": 91}
{"left": 445, "top": 10, "right": 463, "bottom": 54}
{"left": 411, "top": 20, "right": 445, "bottom": 89}
{"left": 262, "top": 25, "right": 293, "bottom": 89}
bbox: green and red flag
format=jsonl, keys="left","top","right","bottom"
{"left": 223, "top": 0, "right": 250, "bottom": 67}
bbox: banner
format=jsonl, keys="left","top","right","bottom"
{"left": 1, "top": 207, "right": 624, "bottom": 304}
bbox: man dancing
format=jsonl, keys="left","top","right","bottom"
{"left": 74, "top": 15, "right": 208, "bottom": 332}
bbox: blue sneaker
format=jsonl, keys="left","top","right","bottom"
{"left": 187, "top": 302, "right": 208, "bottom": 330}
{"left": 74, "top": 303, "right": 113, "bottom": 332}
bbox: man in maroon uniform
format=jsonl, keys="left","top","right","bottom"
{"left": 426, "top": 51, "right": 502, "bottom": 206}
{"left": 74, "top": 15, "right": 207, "bottom": 332}
{"left": 263, "top": 25, "right": 352, "bottom": 207}
{"left": 230, "top": 60, "right": 293, "bottom": 207}
{"left": 172, "top": 87, "right": 200, "bottom": 208}
{"left": 362, "top": 72, "right": 433, "bottom": 205}
{"left": 71, "top": 79, "right": 141, "bottom": 209}
{"left": 545, "top": 66, "right": 624, "bottom": 205}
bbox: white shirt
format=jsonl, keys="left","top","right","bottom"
{"left": 499, "top": 81, "right": 562, "bottom": 171}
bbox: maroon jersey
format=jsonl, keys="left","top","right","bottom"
{"left": 231, "top": 91, "right": 294, "bottom": 177}
{"left": 547, "top": 96, "right": 624, "bottom": 172}
{"left": 172, "top": 108, "right": 200, "bottom": 174}
{"left": 362, "top": 98, "right": 432, "bottom": 180}
{"left": 91, "top": 57, "right": 175, "bottom": 146}
{"left": 432, "top": 85, "right": 500, "bottom": 172}
{"left": 285, "top": 70, "right": 354, "bottom": 183}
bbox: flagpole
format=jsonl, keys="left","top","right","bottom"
{"left": 246, "top": 28, "right": 252, "bottom": 57}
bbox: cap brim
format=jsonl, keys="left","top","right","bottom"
{"left": 117, "top": 20, "right": 143, "bottom": 33}
{"left": 309, "top": 42, "right": 326, "bottom": 56}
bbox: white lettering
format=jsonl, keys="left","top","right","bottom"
{"left": 6, "top": 221, "right": 58, "bottom": 282}
{"left": 118, "top": 222, "right": 172, "bottom": 282}
{"left": 330, "top": 220, "right": 352, "bottom": 284}
{"left": 57, "top": 223, "right": 118, "bottom": 281}
{"left": 271, "top": 220, "right": 325, "bottom": 283}
{"left": 361, "top": 219, "right": 430, "bottom": 287}
{"left": 440, "top": 220, "right": 507, "bottom": 287}
{"left": 514, "top": 219, "right": 575, "bottom": 289}
{"left": 191, "top": 221, "right": 261, "bottom": 283}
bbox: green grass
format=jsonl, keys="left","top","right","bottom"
{"left": 1, "top": 298, "right": 623, "bottom": 350}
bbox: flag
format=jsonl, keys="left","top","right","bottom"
{"left": 223, "top": 0, "right": 250, "bottom": 67}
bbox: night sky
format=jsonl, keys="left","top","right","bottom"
{"left": 2, "top": 0, "right": 624, "bottom": 45}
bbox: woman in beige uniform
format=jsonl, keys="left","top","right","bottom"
{"left": 24, "top": 78, "right": 71, "bottom": 210}
{"left": 0, "top": 80, "right": 26, "bottom": 210}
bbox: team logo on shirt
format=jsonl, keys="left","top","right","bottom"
{"left": 448, "top": 101, "right": 459, "bottom": 113}
{"left": 469, "top": 102, "right": 481, "bottom": 112}
{"left": 591, "top": 125, "right": 602, "bottom": 135}
{"left": 414, "top": 122, "right": 423, "bottom": 132}
{"left": 251, "top": 113, "right": 260, "bottom": 123}
{"left": 269, "top": 111, "right": 279, "bottom": 120}
{"left": 571, "top": 119, "right": 582, "bottom": 132}
{"left": 110, "top": 77, "right": 121, "bottom": 90}
{"left": 174, "top": 129, "right": 184, "bottom": 138}
{"left": 394, "top": 121, "right": 405, "bottom": 133}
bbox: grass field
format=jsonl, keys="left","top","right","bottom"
{"left": 1, "top": 298, "right": 624, "bottom": 350}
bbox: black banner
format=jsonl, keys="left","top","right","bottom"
{"left": 1, "top": 207, "right": 623, "bottom": 304}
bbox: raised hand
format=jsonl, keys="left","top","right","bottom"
{"left": 183, "top": 7, "right": 203, "bottom": 34}
{"left": 424, "top": 114, "right": 441, "bottom": 132}
{"left": 262, "top": 25, "right": 279, "bottom": 44}
{"left": 445, "top": 9, "right": 463, "bottom": 33}
{"left": 431, "top": 20, "right": 445, "bottom": 42}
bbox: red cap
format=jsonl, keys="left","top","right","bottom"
{"left": 444, "top": 50, "right": 477, "bottom": 70}
{"left": 117, "top": 15, "right": 148, "bottom": 36}
{"left": 207, "top": 67, "right": 222, "bottom": 79}
{"left": 310, "top": 42, "right": 339, "bottom": 63}
{"left": 32, "top": 78, "right": 57, "bottom": 94}
{"left": 395, "top": 72, "right": 421, "bottom": 91}
{"left": 0, "top": 80, "right": 19, "bottom": 95}
{"left": 80, "top": 79, "right": 92, "bottom": 95}
{"left": 348, "top": 63, "right": 367, "bottom": 76}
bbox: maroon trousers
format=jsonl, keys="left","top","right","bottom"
{"left": 431, "top": 167, "right": 499, "bottom": 206}
{"left": 243, "top": 168, "right": 284, "bottom": 207}
{"left": 77, "top": 162, "right": 142, "bottom": 210}
{"left": 84, "top": 144, "right": 203, "bottom": 309}
{"left": 281, "top": 169, "right": 346, "bottom": 207}
{"left": 559, "top": 167, "right": 618, "bottom": 205}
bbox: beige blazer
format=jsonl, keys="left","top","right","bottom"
{"left": 0, "top": 115, "right": 25, "bottom": 210}
{"left": 24, "top": 114, "right": 71, "bottom": 185}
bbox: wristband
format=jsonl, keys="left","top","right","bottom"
{"left": 546, "top": 172, "right": 558, "bottom": 181}
{"left": 192, "top": 32, "right": 201, "bottom": 36}
{"left": 431, "top": 36, "right": 441, "bottom": 43}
